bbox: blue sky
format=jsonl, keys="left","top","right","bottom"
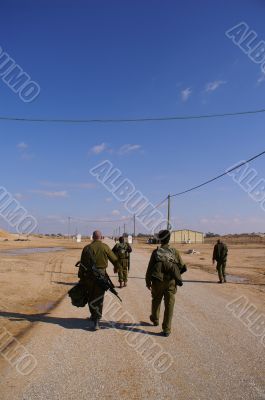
{"left": 0, "top": 0, "right": 265, "bottom": 235}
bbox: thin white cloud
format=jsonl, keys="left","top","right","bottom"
{"left": 257, "top": 74, "right": 265, "bottom": 85}
{"left": 118, "top": 144, "right": 141, "bottom": 155}
{"left": 31, "top": 190, "right": 68, "bottom": 198}
{"left": 205, "top": 80, "right": 226, "bottom": 92}
{"left": 75, "top": 183, "right": 96, "bottom": 189}
{"left": 105, "top": 197, "right": 113, "bottom": 202}
{"left": 90, "top": 142, "right": 109, "bottom": 155}
{"left": 17, "top": 142, "right": 34, "bottom": 160}
{"left": 89, "top": 143, "right": 142, "bottom": 156}
{"left": 46, "top": 214, "right": 63, "bottom": 220}
{"left": 181, "top": 88, "right": 192, "bottom": 102}
{"left": 39, "top": 181, "right": 95, "bottom": 190}
{"left": 14, "top": 193, "right": 24, "bottom": 200}
{"left": 112, "top": 209, "right": 120, "bottom": 216}
{"left": 17, "top": 142, "right": 28, "bottom": 150}
{"left": 199, "top": 216, "right": 242, "bottom": 226}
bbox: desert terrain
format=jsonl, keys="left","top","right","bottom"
{"left": 134, "top": 236, "right": 265, "bottom": 289}
{"left": 0, "top": 232, "right": 264, "bottom": 341}
{"left": 0, "top": 231, "right": 89, "bottom": 339}
{"left": 0, "top": 233, "right": 264, "bottom": 399}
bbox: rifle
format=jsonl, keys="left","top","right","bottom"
{"left": 75, "top": 260, "right": 122, "bottom": 302}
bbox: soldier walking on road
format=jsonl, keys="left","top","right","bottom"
{"left": 212, "top": 239, "right": 228, "bottom": 284}
{"left": 145, "top": 230, "right": 187, "bottom": 337}
{"left": 78, "top": 230, "right": 120, "bottom": 330}
{"left": 112, "top": 236, "right": 132, "bottom": 288}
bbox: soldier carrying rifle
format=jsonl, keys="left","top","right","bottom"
{"left": 146, "top": 230, "right": 187, "bottom": 337}
{"left": 112, "top": 236, "right": 132, "bottom": 288}
{"left": 78, "top": 230, "right": 120, "bottom": 330}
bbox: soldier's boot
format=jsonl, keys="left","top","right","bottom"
{"left": 124, "top": 281, "right": 127, "bottom": 287}
{"left": 93, "top": 319, "right": 100, "bottom": 331}
{"left": 150, "top": 315, "right": 159, "bottom": 326}
{"left": 119, "top": 281, "right": 123, "bottom": 289}
{"left": 223, "top": 276, "right": 227, "bottom": 283}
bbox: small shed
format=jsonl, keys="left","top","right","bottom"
{"left": 170, "top": 229, "right": 204, "bottom": 244}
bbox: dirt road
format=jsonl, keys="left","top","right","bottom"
{"left": 0, "top": 239, "right": 265, "bottom": 400}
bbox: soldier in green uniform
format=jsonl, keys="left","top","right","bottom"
{"left": 145, "top": 230, "right": 186, "bottom": 337}
{"left": 112, "top": 236, "right": 132, "bottom": 288}
{"left": 212, "top": 239, "right": 228, "bottom": 283}
{"left": 79, "top": 230, "right": 120, "bottom": 330}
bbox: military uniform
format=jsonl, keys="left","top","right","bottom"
{"left": 146, "top": 244, "right": 185, "bottom": 335}
{"left": 112, "top": 242, "right": 132, "bottom": 285}
{"left": 79, "top": 240, "right": 119, "bottom": 321}
{"left": 212, "top": 241, "right": 228, "bottom": 283}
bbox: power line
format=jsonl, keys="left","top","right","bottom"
{"left": 156, "top": 149, "right": 265, "bottom": 229}
{"left": 170, "top": 149, "right": 265, "bottom": 198}
{"left": 47, "top": 149, "right": 265, "bottom": 233}
{"left": 154, "top": 196, "right": 168, "bottom": 209}
{"left": 0, "top": 108, "right": 265, "bottom": 124}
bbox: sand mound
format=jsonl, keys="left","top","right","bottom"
{"left": 0, "top": 229, "right": 12, "bottom": 238}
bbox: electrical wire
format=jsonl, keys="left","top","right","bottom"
{"left": 0, "top": 108, "right": 265, "bottom": 124}
{"left": 154, "top": 196, "right": 168, "bottom": 209}
{"left": 170, "top": 149, "right": 265, "bottom": 198}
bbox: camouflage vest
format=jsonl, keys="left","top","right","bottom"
{"left": 151, "top": 246, "right": 183, "bottom": 286}
{"left": 155, "top": 246, "right": 176, "bottom": 264}
{"left": 115, "top": 243, "right": 129, "bottom": 259}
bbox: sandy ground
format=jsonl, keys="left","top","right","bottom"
{"left": 0, "top": 236, "right": 88, "bottom": 338}
{"left": 134, "top": 238, "right": 265, "bottom": 290}
{"left": 0, "top": 238, "right": 265, "bottom": 399}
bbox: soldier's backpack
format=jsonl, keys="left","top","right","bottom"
{"left": 154, "top": 247, "right": 186, "bottom": 286}
{"left": 155, "top": 247, "right": 176, "bottom": 265}
{"left": 114, "top": 244, "right": 128, "bottom": 259}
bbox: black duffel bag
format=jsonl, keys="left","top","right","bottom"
{"left": 68, "top": 282, "right": 89, "bottom": 307}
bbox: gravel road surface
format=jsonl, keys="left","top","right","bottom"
{"left": 0, "top": 239, "right": 264, "bottom": 400}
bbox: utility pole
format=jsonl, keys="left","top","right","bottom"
{"left": 133, "top": 214, "right": 136, "bottom": 238}
{"left": 119, "top": 226, "right": 121, "bottom": 236}
{"left": 67, "top": 216, "right": 71, "bottom": 240}
{"left": 123, "top": 223, "right": 126, "bottom": 235}
{"left": 167, "top": 194, "right": 171, "bottom": 230}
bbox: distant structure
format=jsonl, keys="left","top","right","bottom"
{"left": 170, "top": 229, "right": 204, "bottom": 244}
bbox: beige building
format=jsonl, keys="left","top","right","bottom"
{"left": 170, "top": 229, "right": 204, "bottom": 244}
